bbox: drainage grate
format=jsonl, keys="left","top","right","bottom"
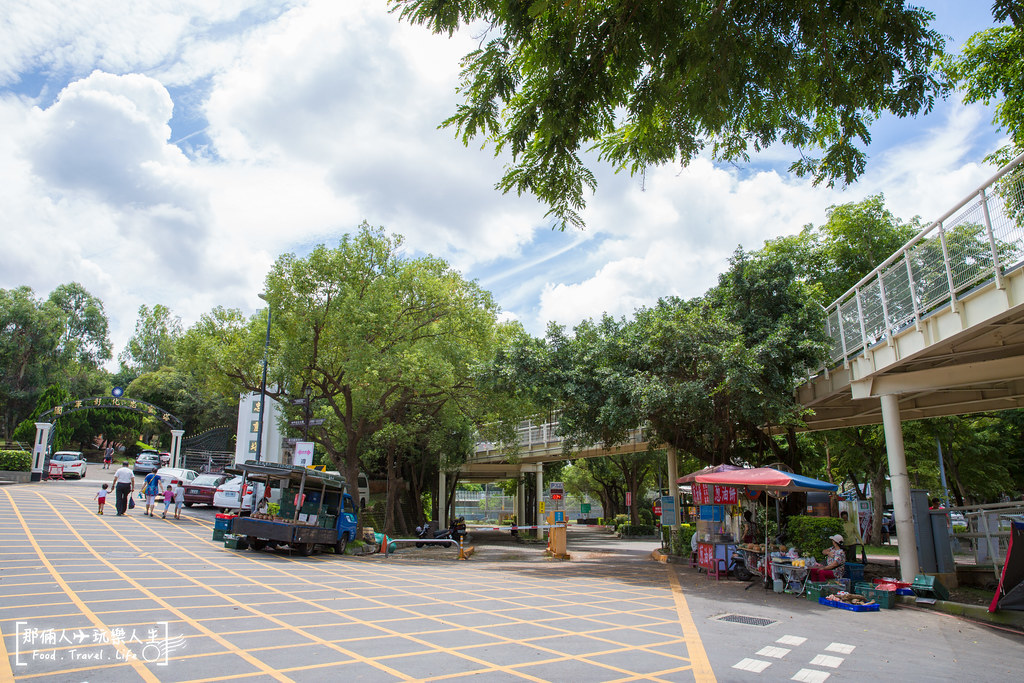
{"left": 713, "top": 613, "right": 778, "bottom": 627}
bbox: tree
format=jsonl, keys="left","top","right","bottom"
{"left": 117, "top": 304, "right": 182, "bottom": 380}
{"left": 0, "top": 287, "right": 61, "bottom": 438}
{"left": 942, "top": 1, "right": 1024, "bottom": 166}
{"left": 47, "top": 282, "right": 112, "bottom": 368}
{"left": 189, "top": 224, "right": 500, "bottom": 535}
{"left": 392, "top": 0, "right": 945, "bottom": 229}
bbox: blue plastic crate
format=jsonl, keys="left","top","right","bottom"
{"left": 818, "top": 597, "right": 880, "bottom": 612}
{"left": 845, "top": 562, "right": 865, "bottom": 582}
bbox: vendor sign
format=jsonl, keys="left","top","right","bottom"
{"left": 693, "top": 483, "right": 738, "bottom": 505}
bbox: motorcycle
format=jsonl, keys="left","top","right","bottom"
{"left": 415, "top": 523, "right": 453, "bottom": 548}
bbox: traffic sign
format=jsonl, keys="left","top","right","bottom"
{"left": 581, "top": 503, "right": 591, "bottom": 514}
{"left": 290, "top": 397, "right": 308, "bottom": 405}
{"left": 660, "top": 495, "right": 677, "bottom": 525}
{"left": 654, "top": 502, "right": 662, "bottom": 516}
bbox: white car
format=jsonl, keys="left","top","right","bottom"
{"left": 50, "top": 451, "right": 87, "bottom": 479}
{"left": 213, "top": 476, "right": 272, "bottom": 512}
{"left": 155, "top": 467, "right": 198, "bottom": 488}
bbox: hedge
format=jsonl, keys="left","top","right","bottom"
{"left": 0, "top": 450, "right": 32, "bottom": 471}
{"left": 786, "top": 516, "right": 844, "bottom": 560}
{"left": 619, "top": 524, "right": 656, "bottom": 536}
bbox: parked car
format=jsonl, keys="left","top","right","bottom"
{"left": 214, "top": 476, "right": 274, "bottom": 512}
{"left": 182, "top": 473, "right": 229, "bottom": 507}
{"left": 133, "top": 454, "right": 162, "bottom": 475}
{"left": 155, "top": 467, "right": 198, "bottom": 488}
{"left": 50, "top": 451, "right": 88, "bottom": 479}
{"left": 949, "top": 511, "right": 967, "bottom": 526}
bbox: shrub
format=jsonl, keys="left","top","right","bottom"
{"left": 668, "top": 524, "right": 696, "bottom": 556}
{"left": 619, "top": 524, "right": 655, "bottom": 536}
{"left": 613, "top": 514, "right": 629, "bottom": 530}
{"left": 639, "top": 508, "right": 654, "bottom": 525}
{"left": 786, "top": 516, "right": 844, "bottom": 560}
{"left": 0, "top": 450, "right": 31, "bottom": 471}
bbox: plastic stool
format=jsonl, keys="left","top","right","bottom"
{"left": 707, "top": 558, "right": 728, "bottom": 580}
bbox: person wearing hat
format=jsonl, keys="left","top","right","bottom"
{"left": 808, "top": 534, "right": 846, "bottom": 582}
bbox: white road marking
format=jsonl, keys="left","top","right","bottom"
{"left": 756, "top": 646, "right": 791, "bottom": 659}
{"left": 733, "top": 658, "right": 772, "bottom": 673}
{"left": 792, "top": 669, "right": 830, "bottom": 683}
{"left": 810, "top": 654, "right": 844, "bottom": 668}
{"left": 777, "top": 635, "right": 808, "bottom": 646}
{"left": 825, "top": 642, "right": 855, "bottom": 654}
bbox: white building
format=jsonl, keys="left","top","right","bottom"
{"left": 234, "top": 392, "right": 285, "bottom": 465}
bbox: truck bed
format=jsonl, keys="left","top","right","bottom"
{"left": 232, "top": 517, "right": 337, "bottom": 545}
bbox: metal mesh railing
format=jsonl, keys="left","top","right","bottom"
{"left": 823, "top": 153, "right": 1024, "bottom": 369}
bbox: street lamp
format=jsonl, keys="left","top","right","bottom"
{"left": 254, "top": 292, "right": 272, "bottom": 463}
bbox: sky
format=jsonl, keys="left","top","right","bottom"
{"left": 0, "top": 1, "right": 1009, "bottom": 368}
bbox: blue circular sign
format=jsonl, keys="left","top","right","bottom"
{"left": 111, "top": 387, "right": 124, "bottom": 398}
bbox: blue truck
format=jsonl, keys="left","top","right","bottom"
{"left": 227, "top": 460, "right": 358, "bottom": 556}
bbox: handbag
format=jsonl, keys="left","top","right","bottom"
{"left": 128, "top": 496, "right": 136, "bottom": 510}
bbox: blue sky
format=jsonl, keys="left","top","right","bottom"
{"left": 0, "top": 1, "right": 1008, "bottom": 362}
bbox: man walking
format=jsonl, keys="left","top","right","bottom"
{"left": 112, "top": 463, "right": 134, "bottom": 515}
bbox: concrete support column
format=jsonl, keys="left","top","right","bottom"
{"left": 881, "top": 393, "right": 920, "bottom": 583}
{"left": 32, "top": 422, "right": 53, "bottom": 482}
{"left": 438, "top": 470, "right": 447, "bottom": 528}
{"left": 170, "top": 429, "right": 185, "bottom": 469}
{"left": 536, "top": 466, "right": 545, "bottom": 539}
{"left": 666, "top": 444, "right": 680, "bottom": 530}
{"left": 517, "top": 478, "right": 525, "bottom": 527}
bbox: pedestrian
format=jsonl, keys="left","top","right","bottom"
{"left": 103, "top": 446, "right": 113, "bottom": 470}
{"left": 173, "top": 484, "right": 185, "bottom": 520}
{"left": 142, "top": 469, "right": 162, "bottom": 517}
{"left": 112, "top": 464, "right": 134, "bottom": 515}
{"left": 161, "top": 484, "right": 175, "bottom": 519}
{"left": 94, "top": 483, "right": 108, "bottom": 515}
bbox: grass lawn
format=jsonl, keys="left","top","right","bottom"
{"left": 865, "top": 544, "right": 900, "bottom": 556}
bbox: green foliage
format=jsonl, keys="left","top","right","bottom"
{"left": 0, "top": 450, "right": 31, "bottom": 471}
{"left": 612, "top": 514, "right": 629, "bottom": 530}
{"left": 941, "top": 2, "right": 1024, "bottom": 166}
{"left": 671, "top": 524, "right": 696, "bottom": 557}
{"left": 786, "top": 516, "right": 844, "bottom": 560}
{"left": 619, "top": 524, "right": 655, "bottom": 537}
{"left": 393, "top": 0, "right": 945, "bottom": 229}
{"left": 13, "top": 384, "right": 76, "bottom": 451}
{"left": 118, "top": 304, "right": 182, "bottom": 375}
{"left": 639, "top": 507, "right": 654, "bottom": 526}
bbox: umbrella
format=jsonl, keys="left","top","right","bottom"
{"left": 694, "top": 467, "right": 837, "bottom": 589}
{"left": 677, "top": 463, "right": 742, "bottom": 484}
{"left": 694, "top": 467, "right": 838, "bottom": 495}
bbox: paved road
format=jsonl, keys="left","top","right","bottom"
{"left": 1, "top": 481, "right": 1021, "bottom": 682}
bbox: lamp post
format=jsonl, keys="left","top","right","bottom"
{"left": 254, "top": 293, "right": 272, "bottom": 463}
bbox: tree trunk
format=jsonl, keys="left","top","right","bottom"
{"left": 869, "top": 466, "right": 887, "bottom": 545}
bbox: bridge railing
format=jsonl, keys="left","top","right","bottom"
{"left": 822, "top": 153, "right": 1024, "bottom": 371}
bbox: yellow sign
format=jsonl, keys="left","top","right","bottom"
{"left": 538, "top": 501, "right": 545, "bottom": 514}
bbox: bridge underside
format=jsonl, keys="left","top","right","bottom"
{"left": 797, "top": 269, "right": 1024, "bottom": 432}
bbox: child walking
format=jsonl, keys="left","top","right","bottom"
{"left": 161, "top": 484, "right": 175, "bottom": 519}
{"left": 94, "top": 484, "right": 108, "bottom": 515}
{"left": 174, "top": 484, "right": 185, "bottom": 520}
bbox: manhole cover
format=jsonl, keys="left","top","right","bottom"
{"left": 713, "top": 613, "right": 778, "bottom": 627}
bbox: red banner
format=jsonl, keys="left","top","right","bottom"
{"left": 698, "top": 542, "right": 715, "bottom": 569}
{"left": 693, "top": 484, "right": 738, "bottom": 505}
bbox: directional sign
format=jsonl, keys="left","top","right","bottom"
{"left": 293, "top": 442, "right": 314, "bottom": 467}
{"left": 289, "top": 418, "right": 325, "bottom": 427}
{"left": 290, "top": 398, "right": 308, "bottom": 405}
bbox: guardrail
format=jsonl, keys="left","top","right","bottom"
{"left": 950, "top": 501, "right": 1024, "bottom": 579}
{"left": 820, "top": 152, "right": 1024, "bottom": 372}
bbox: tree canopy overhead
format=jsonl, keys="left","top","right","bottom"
{"left": 392, "top": 0, "right": 946, "bottom": 229}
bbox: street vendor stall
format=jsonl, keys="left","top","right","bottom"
{"left": 694, "top": 467, "right": 838, "bottom": 590}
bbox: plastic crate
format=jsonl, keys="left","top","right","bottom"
{"left": 845, "top": 562, "right": 865, "bottom": 582}
{"left": 214, "top": 514, "right": 235, "bottom": 531}
{"left": 911, "top": 574, "right": 950, "bottom": 601}
{"left": 854, "top": 582, "right": 896, "bottom": 609}
{"left": 818, "top": 596, "right": 880, "bottom": 612}
{"left": 224, "top": 536, "right": 248, "bottom": 550}
{"left": 212, "top": 528, "right": 225, "bottom": 542}
{"left": 805, "top": 581, "right": 846, "bottom": 601}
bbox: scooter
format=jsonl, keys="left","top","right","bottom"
{"left": 415, "top": 523, "right": 453, "bottom": 548}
